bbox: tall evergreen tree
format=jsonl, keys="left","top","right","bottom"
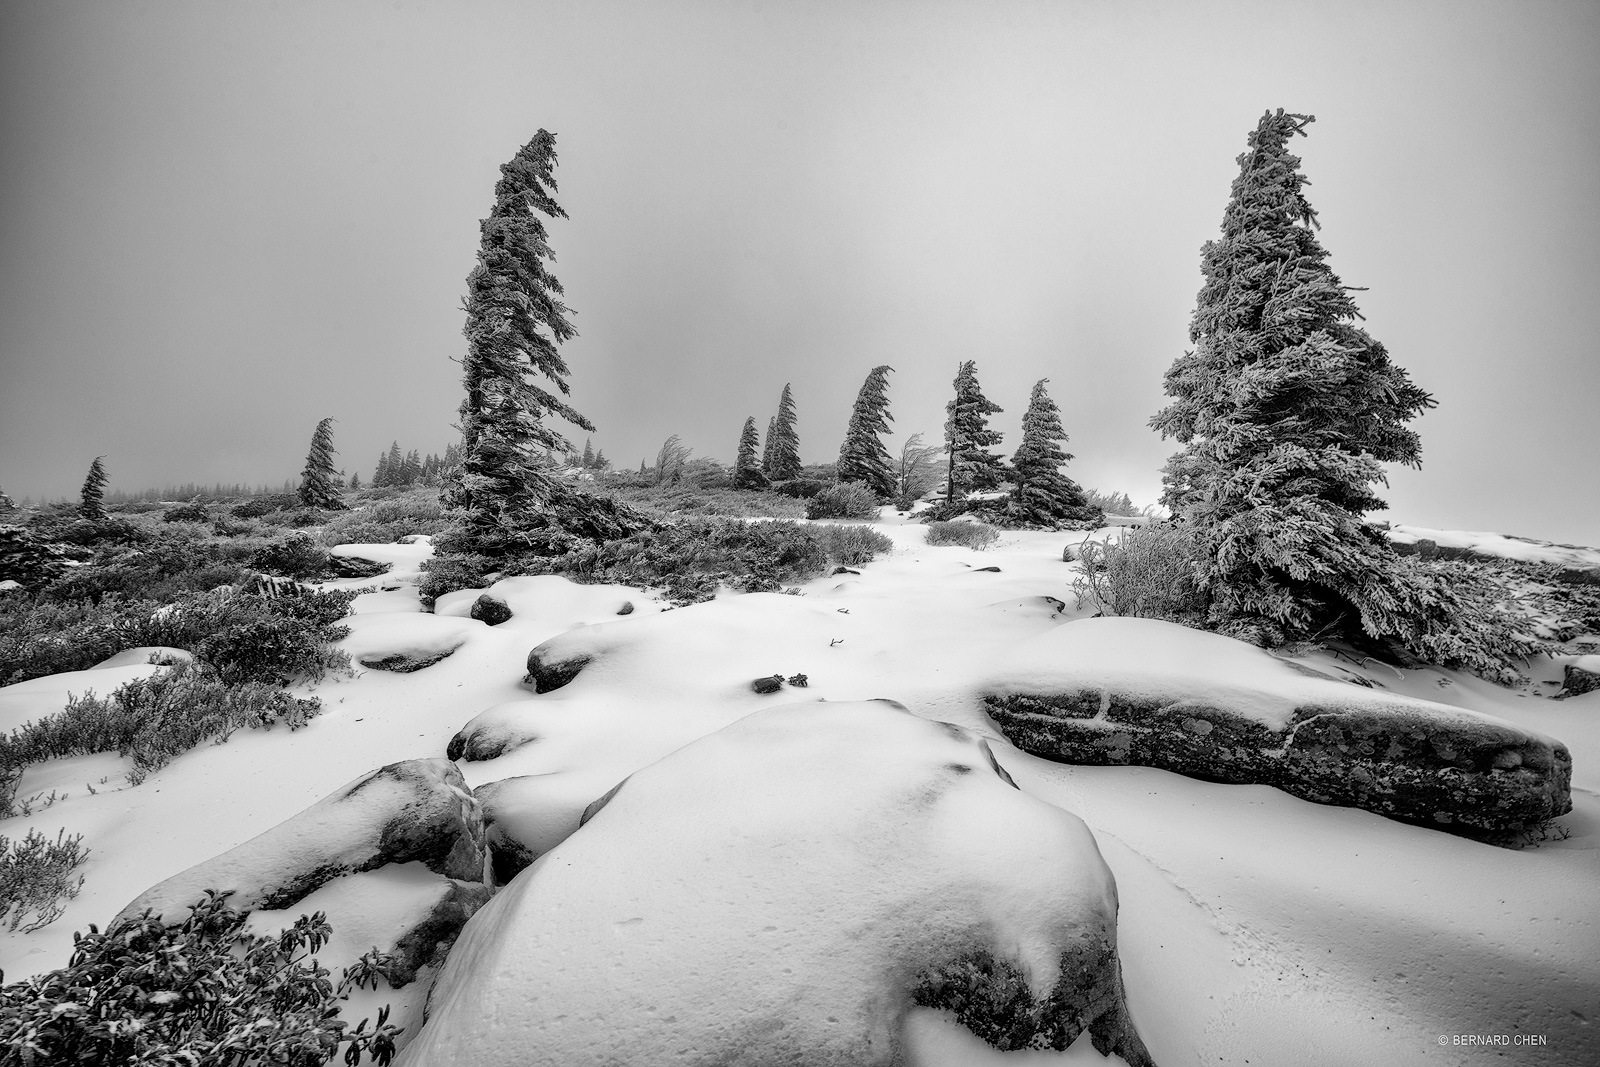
{"left": 836, "top": 366, "right": 895, "bottom": 498}
{"left": 1150, "top": 109, "right": 1459, "bottom": 661}
{"left": 448, "top": 129, "right": 594, "bottom": 548}
{"left": 1008, "top": 380, "right": 1096, "bottom": 526}
{"left": 297, "top": 418, "right": 345, "bottom": 509}
{"left": 79, "top": 457, "right": 108, "bottom": 520}
{"left": 581, "top": 438, "right": 595, "bottom": 468}
{"left": 762, "top": 416, "right": 778, "bottom": 475}
{"left": 383, "top": 443, "right": 404, "bottom": 487}
{"left": 943, "top": 361, "right": 1005, "bottom": 506}
{"left": 349, "top": 471, "right": 361, "bottom": 490}
{"left": 767, "top": 383, "right": 802, "bottom": 482}
{"left": 373, "top": 453, "right": 388, "bottom": 488}
{"left": 733, "top": 417, "right": 768, "bottom": 489}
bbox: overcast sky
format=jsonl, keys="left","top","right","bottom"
{"left": 2, "top": 1, "right": 1596, "bottom": 543}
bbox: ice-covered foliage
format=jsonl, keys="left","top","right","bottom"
{"left": 943, "top": 360, "right": 1006, "bottom": 503}
{"left": 0, "top": 829, "right": 87, "bottom": 933}
{"left": 297, "top": 417, "right": 346, "bottom": 511}
{"left": 1148, "top": 109, "right": 1484, "bottom": 672}
{"left": 731, "top": 416, "right": 768, "bottom": 490}
{"left": 1006, "top": 379, "right": 1100, "bottom": 528}
{"left": 0, "top": 890, "right": 402, "bottom": 1066}
{"left": 837, "top": 365, "right": 896, "bottom": 498}
{"left": 805, "top": 481, "right": 880, "bottom": 520}
{"left": 1074, "top": 523, "right": 1208, "bottom": 626}
{"left": 924, "top": 519, "right": 999, "bottom": 550}
{"left": 766, "top": 383, "right": 803, "bottom": 482}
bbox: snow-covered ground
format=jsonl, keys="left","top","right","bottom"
{"left": 2, "top": 522, "right": 1596, "bottom": 1065}
{"left": 1387, "top": 524, "right": 1600, "bottom": 571}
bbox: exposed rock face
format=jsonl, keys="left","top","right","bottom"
{"left": 398, "top": 701, "right": 1154, "bottom": 1067}
{"left": 119, "top": 758, "right": 488, "bottom": 922}
{"left": 1560, "top": 659, "right": 1600, "bottom": 698}
{"left": 524, "top": 646, "right": 592, "bottom": 693}
{"left": 470, "top": 593, "right": 513, "bottom": 626}
{"left": 983, "top": 618, "right": 1572, "bottom": 842}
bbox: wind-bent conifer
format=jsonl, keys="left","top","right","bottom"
{"left": 448, "top": 129, "right": 593, "bottom": 548}
{"left": 767, "top": 383, "right": 802, "bottom": 482}
{"left": 79, "top": 457, "right": 108, "bottom": 521}
{"left": 297, "top": 418, "right": 345, "bottom": 510}
{"left": 762, "top": 416, "right": 778, "bottom": 474}
{"left": 733, "top": 417, "right": 768, "bottom": 490}
{"left": 943, "top": 361, "right": 1005, "bottom": 506}
{"left": 1151, "top": 109, "right": 1469, "bottom": 664}
{"left": 1008, "top": 380, "right": 1095, "bottom": 526}
{"left": 836, "top": 366, "right": 895, "bottom": 498}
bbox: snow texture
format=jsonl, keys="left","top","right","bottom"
{"left": 1388, "top": 523, "right": 1600, "bottom": 570}
{"left": 400, "top": 700, "right": 1153, "bottom": 1066}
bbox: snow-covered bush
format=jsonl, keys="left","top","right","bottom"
{"left": 0, "top": 525, "right": 73, "bottom": 589}
{"left": 250, "top": 533, "right": 330, "bottom": 579}
{"left": 0, "top": 891, "right": 401, "bottom": 1066}
{"left": 0, "top": 829, "right": 87, "bottom": 932}
{"left": 0, "top": 587, "right": 353, "bottom": 687}
{"left": 318, "top": 491, "right": 450, "bottom": 547}
{"left": 812, "top": 523, "right": 893, "bottom": 566}
{"left": 0, "top": 662, "right": 322, "bottom": 810}
{"left": 1074, "top": 524, "right": 1208, "bottom": 626}
{"left": 805, "top": 482, "right": 879, "bottom": 519}
{"left": 925, "top": 520, "right": 999, "bottom": 550}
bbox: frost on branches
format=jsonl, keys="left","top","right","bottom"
{"left": 1150, "top": 109, "right": 1516, "bottom": 678}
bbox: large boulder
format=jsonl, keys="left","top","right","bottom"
{"left": 399, "top": 701, "right": 1154, "bottom": 1066}
{"left": 982, "top": 617, "right": 1572, "bottom": 841}
{"left": 119, "top": 758, "right": 487, "bottom": 921}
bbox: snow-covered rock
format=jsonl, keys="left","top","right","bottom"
{"left": 469, "top": 593, "right": 513, "bottom": 626}
{"left": 982, "top": 617, "right": 1572, "bottom": 840}
{"left": 118, "top": 758, "right": 487, "bottom": 922}
{"left": 399, "top": 701, "right": 1154, "bottom": 1067}
{"left": 1561, "top": 655, "right": 1600, "bottom": 698}
{"left": 342, "top": 612, "right": 475, "bottom": 672}
{"left": 89, "top": 645, "right": 194, "bottom": 670}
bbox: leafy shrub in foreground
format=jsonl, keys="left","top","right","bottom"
{"left": 0, "top": 890, "right": 401, "bottom": 1066}
{"left": 925, "top": 520, "right": 999, "bottom": 550}
{"left": 805, "top": 482, "right": 880, "bottom": 520}
{"left": 1073, "top": 524, "right": 1208, "bottom": 626}
{"left": 0, "top": 829, "right": 87, "bottom": 933}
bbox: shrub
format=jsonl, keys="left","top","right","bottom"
{"left": 40, "top": 530, "right": 257, "bottom": 604}
{"left": 925, "top": 520, "right": 999, "bottom": 550}
{"left": 0, "top": 526, "right": 73, "bottom": 589}
{"left": 162, "top": 500, "right": 211, "bottom": 524}
{"left": 0, "top": 664, "right": 321, "bottom": 804}
{"left": 772, "top": 479, "right": 825, "bottom": 499}
{"left": 1083, "top": 488, "right": 1137, "bottom": 516}
{"left": 251, "top": 534, "right": 330, "bottom": 579}
{"left": 0, "top": 829, "right": 87, "bottom": 933}
{"left": 0, "top": 588, "right": 354, "bottom": 687}
{"left": 1072, "top": 524, "right": 1208, "bottom": 626}
{"left": 600, "top": 483, "right": 805, "bottom": 521}
{"left": 0, "top": 890, "right": 401, "bottom": 1066}
{"left": 319, "top": 491, "right": 450, "bottom": 547}
{"left": 805, "top": 483, "right": 880, "bottom": 520}
{"left": 812, "top": 523, "right": 894, "bottom": 567}
{"left": 230, "top": 497, "right": 283, "bottom": 519}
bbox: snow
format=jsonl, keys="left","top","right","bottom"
{"left": 400, "top": 700, "right": 1137, "bottom": 1066}
{"left": 1388, "top": 523, "right": 1600, "bottom": 570}
{"left": 0, "top": 662, "right": 169, "bottom": 733}
{"left": 3, "top": 523, "right": 1597, "bottom": 1065}
{"left": 985, "top": 614, "right": 1558, "bottom": 740}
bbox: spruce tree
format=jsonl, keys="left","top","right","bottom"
{"left": 1008, "top": 379, "right": 1097, "bottom": 527}
{"left": 768, "top": 383, "right": 802, "bottom": 482}
{"left": 297, "top": 417, "right": 345, "bottom": 510}
{"left": 762, "top": 416, "right": 778, "bottom": 475}
{"left": 403, "top": 449, "right": 422, "bottom": 486}
{"left": 349, "top": 472, "right": 361, "bottom": 490}
{"left": 448, "top": 129, "right": 593, "bottom": 550}
{"left": 943, "top": 361, "right": 1005, "bottom": 507}
{"left": 1150, "top": 109, "right": 1462, "bottom": 662}
{"left": 836, "top": 366, "right": 895, "bottom": 498}
{"left": 733, "top": 417, "right": 768, "bottom": 490}
{"left": 79, "top": 457, "right": 108, "bottom": 521}
{"left": 581, "top": 438, "right": 595, "bottom": 468}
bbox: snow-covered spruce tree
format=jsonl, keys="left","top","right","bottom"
{"left": 836, "top": 366, "right": 895, "bottom": 498}
{"left": 762, "top": 416, "right": 778, "bottom": 474}
{"left": 733, "top": 417, "right": 769, "bottom": 490}
{"left": 445, "top": 130, "right": 595, "bottom": 554}
{"left": 79, "top": 457, "right": 108, "bottom": 521}
{"left": 767, "top": 383, "right": 802, "bottom": 482}
{"left": 943, "top": 361, "right": 1005, "bottom": 507}
{"left": 296, "top": 418, "right": 345, "bottom": 510}
{"left": 1149, "top": 110, "right": 1503, "bottom": 674}
{"left": 1007, "top": 379, "right": 1098, "bottom": 527}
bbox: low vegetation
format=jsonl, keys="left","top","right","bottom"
{"left": 1073, "top": 525, "right": 1208, "bottom": 626}
{"left": 804, "top": 483, "right": 879, "bottom": 520}
{"left": 0, "top": 890, "right": 401, "bottom": 1065}
{"left": 924, "top": 520, "right": 1000, "bottom": 550}
{"left": 0, "top": 829, "right": 88, "bottom": 933}
{"left": 317, "top": 489, "right": 451, "bottom": 546}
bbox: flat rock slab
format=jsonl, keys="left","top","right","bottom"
{"left": 982, "top": 617, "right": 1572, "bottom": 842}
{"left": 399, "top": 701, "right": 1154, "bottom": 1066}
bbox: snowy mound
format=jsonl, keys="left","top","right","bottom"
{"left": 1387, "top": 524, "right": 1600, "bottom": 571}
{"left": 399, "top": 701, "right": 1154, "bottom": 1066}
{"left": 983, "top": 617, "right": 1572, "bottom": 839}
